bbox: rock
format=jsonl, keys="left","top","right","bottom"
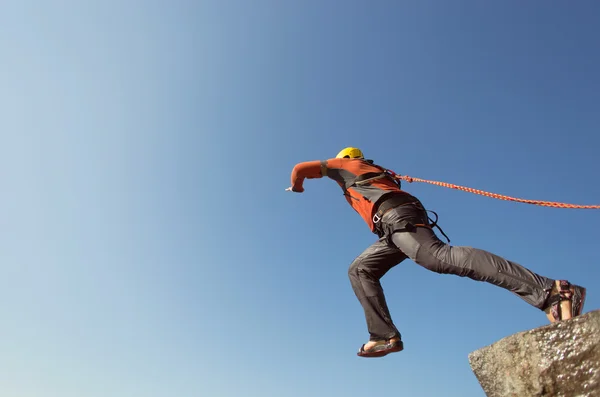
{"left": 468, "top": 309, "right": 600, "bottom": 397}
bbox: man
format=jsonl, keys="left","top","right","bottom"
{"left": 286, "top": 147, "right": 586, "bottom": 358}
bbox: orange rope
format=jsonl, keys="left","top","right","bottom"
{"left": 396, "top": 175, "right": 600, "bottom": 209}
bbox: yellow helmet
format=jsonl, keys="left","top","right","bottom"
{"left": 336, "top": 147, "right": 364, "bottom": 159}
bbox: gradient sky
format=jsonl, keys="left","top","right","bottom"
{"left": 1, "top": 1, "right": 599, "bottom": 396}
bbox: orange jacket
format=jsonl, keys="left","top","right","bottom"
{"left": 290, "top": 158, "right": 412, "bottom": 231}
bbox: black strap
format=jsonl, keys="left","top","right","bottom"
{"left": 426, "top": 210, "right": 451, "bottom": 243}
{"left": 374, "top": 193, "right": 418, "bottom": 218}
{"left": 345, "top": 160, "right": 402, "bottom": 190}
{"left": 370, "top": 163, "right": 402, "bottom": 189}
{"left": 345, "top": 171, "right": 388, "bottom": 190}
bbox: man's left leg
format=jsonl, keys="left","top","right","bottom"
{"left": 348, "top": 237, "right": 407, "bottom": 357}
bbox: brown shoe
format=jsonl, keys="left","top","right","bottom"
{"left": 357, "top": 338, "right": 403, "bottom": 358}
{"left": 544, "top": 280, "right": 586, "bottom": 323}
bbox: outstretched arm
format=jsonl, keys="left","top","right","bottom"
{"left": 287, "top": 160, "right": 326, "bottom": 192}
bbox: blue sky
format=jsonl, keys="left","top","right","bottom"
{"left": 1, "top": 1, "right": 599, "bottom": 396}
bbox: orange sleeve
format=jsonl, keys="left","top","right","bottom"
{"left": 290, "top": 160, "right": 325, "bottom": 192}
{"left": 321, "top": 158, "right": 345, "bottom": 169}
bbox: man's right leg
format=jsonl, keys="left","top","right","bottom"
{"left": 348, "top": 237, "right": 407, "bottom": 342}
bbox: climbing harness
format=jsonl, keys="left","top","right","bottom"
{"left": 372, "top": 195, "right": 452, "bottom": 243}
{"left": 381, "top": 170, "right": 600, "bottom": 210}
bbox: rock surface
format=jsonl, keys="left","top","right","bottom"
{"left": 468, "top": 309, "right": 600, "bottom": 397}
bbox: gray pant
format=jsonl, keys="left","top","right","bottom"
{"left": 348, "top": 203, "right": 555, "bottom": 341}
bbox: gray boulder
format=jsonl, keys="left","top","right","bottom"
{"left": 468, "top": 309, "right": 600, "bottom": 397}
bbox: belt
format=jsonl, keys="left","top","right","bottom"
{"left": 372, "top": 193, "right": 418, "bottom": 224}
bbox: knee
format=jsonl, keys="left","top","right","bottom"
{"left": 348, "top": 256, "right": 376, "bottom": 282}
{"left": 348, "top": 257, "right": 362, "bottom": 279}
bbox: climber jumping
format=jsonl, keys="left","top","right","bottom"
{"left": 286, "top": 147, "right": 587, "bottom": 358}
